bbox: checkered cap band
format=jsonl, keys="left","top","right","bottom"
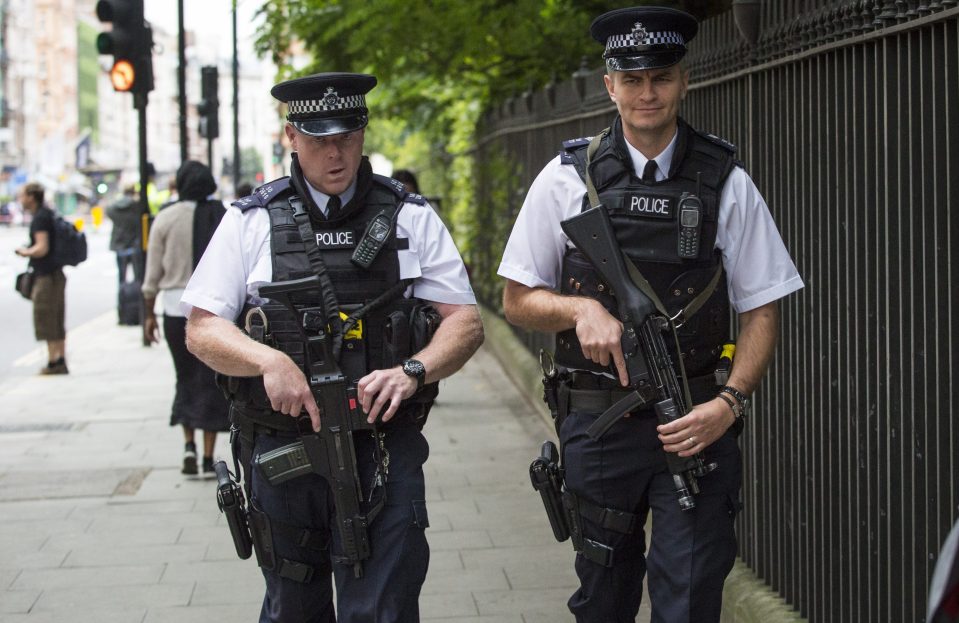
{"left": 605, "top": 30, "right": 685, "bottom": 55}
{"left": 287, "top": 93, "right": 366, "bottom": 116}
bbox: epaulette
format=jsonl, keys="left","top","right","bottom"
{"left": 560, "top": 137, "right": 592, "bottom": 165}
{"left": 562, "top": 137, "right": 591, "bottom": 150}
{"left": 403, "top": 192, "right": 428, "bottom": 205}
{"left": 694, "top": 128, "right": 737, "bottom": 155}
{"left": 232, "top": 177, "right": 291, "bottom": 211}
{"left": 374, "top": 174, "right": 407, "bottom": 198}
{"left": 374, "top": 174, "right": 427, "bottom": 204}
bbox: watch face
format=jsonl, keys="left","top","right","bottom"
{"left": 403, "top": 359, "right": 425, "bottom": 378}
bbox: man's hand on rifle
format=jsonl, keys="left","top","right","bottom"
{"left": 574, "top": 298, "right": 629, "bottom": 387}
{"left": 358, "top": 367, "right": 418, "bottom": 424}
{"left": 656, "top": 397, "right": 736, "bottom": 457}
{"left": 262, "top": 350, "right": 322, "bottom": 431}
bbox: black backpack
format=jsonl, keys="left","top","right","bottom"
{"left": 50, "top": 216, "right": 88, "bottom": 267}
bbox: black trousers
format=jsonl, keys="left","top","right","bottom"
{"left": 561, "top": 407, "right": 742, "bottom": 623}
{"left": 249, "top": 425, "right": 431, "bottom": 623}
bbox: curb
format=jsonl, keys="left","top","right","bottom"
{"left": 478, "top": 304, "right": 808, "bottom": 623}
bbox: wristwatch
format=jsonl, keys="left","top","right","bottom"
{"left": 401, "top": 359, "right": 426, "bottom": 390}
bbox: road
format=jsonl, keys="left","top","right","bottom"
{"left": 0, "top": 221, "right": 125, "bottom": 379}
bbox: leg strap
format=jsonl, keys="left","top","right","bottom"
{"left": 562, "top": 490, "right": 637, "bottom": 568}
{"left": 574, "top": 493, "right": 637, "bottom": 534}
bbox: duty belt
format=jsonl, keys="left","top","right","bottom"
{"left": 566, "top": 372, "right": 720, "bottom": 412}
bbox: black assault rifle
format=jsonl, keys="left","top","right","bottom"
{"left": 560, "top": 206, "right": 716, "bottom": 510}
{"left": 254, "top": 276, "right": 384, "bottom": 577}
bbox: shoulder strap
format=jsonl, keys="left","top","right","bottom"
{"left": 287, "top": 194, "right": 345, "bottom": 358}
{"left": 584, "top": 129, "right": 609, "bottom": 209}
{"left": 582, "top": 128, "right": 724, "bottom": 409}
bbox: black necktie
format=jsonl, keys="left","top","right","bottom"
{"left": 642, "top": 160, "right": 658, "bottom": 183}
{"left": 326, "top": 195, "right": 341, "bottom": 220}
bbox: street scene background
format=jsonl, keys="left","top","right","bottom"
{"left": 2, "top": 1, "right": 958, "bottom": 622}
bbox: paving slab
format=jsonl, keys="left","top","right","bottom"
{"left": 0, "top": 311, "right": 590, "bottom": 621}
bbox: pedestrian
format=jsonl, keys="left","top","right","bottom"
{"left": 236, "top": 182, "right": 254, "bottom": 199}
{"left": 391, "top": 169, "right": 419, "bottom": 194}
{"left": 105, "top": 184, "right": 144, "bottom": 284}
{"left": 498, "top": 7, "right": 804, "bottom": 622}
{"left": 182, "top": 72, "right": 484, "bottom": 622}
{"left": 142, "top": 161, "right": 230, "bottom": 477}
{"left": 14, "top": 182, "right": 69, "bottom": 375}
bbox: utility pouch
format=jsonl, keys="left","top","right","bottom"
{"left": 529, "top": 441, "right": 570, "bottom": 542}
{"left": 540, "top": 350, "right": 570, "bottom": 436}
{"left": 248, "top": 506, "right": 276, "bottom": 570}
{"left": 410, "top": 303, "right": 441, "bottom": 352}
{"left": 383, "top": 310, "right": 410, "bottom": 369}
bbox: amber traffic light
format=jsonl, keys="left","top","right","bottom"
{"left": 96, "top": 0, "right": 154, "bottom": 95}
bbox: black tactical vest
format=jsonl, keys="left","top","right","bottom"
{"left": 226, "top": 159, "right": 439, "bottom": 431}
{"left": 556, "top": 117, "right": 737, "bottom": 378}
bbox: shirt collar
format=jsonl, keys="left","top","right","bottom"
{"left": 304, "top": 178, "right": 357, "bottom": 216}
{"left": 622, "top": 129, "right": 679, "bottom": 182}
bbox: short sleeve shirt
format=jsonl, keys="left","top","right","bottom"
{"left": 29, "top": 207, "right": 59, "bottom": 275}
{"left": 181, "top": 194, "right": 476, "bottom": 321}
{"left": 498, "top": 149, "right": 804, "bottom": 314}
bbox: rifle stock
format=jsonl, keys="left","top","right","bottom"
{"left": 560, "top": 206, "right": 657, "bottom": 401}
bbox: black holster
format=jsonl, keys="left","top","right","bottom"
{"left": 529, "top": 441, "right": 570, "bottom": 542}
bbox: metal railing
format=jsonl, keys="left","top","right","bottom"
{"left": 472, "top": 3, "right": 958, "bottom": 622}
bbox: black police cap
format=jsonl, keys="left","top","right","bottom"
{"left": 271, "top": 72, "right": 377, "bottom": 137}
{"left": 590, "top": 7, "right": 698, "bottom": 72}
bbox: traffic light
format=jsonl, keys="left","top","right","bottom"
{"left": 95, "top": 0, "right": 154, "bottom": 95}
{"left": 198, "top": 66, "right": 220, "bottom": 139}
{"left": 272, "top": 142, "right": 284, "bottom": 164}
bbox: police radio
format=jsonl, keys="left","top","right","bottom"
{"left": 677, "top": 192, "right": 703, "bottom": 259}
{"left": 351, "top": 211, "right": 393, "bottom": 268}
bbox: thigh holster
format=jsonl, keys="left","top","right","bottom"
{"left": 247, "top": 503, "right": 328, "bottom": 584}
{"left": 230, "top": 409, "right": 330, "bottom": 585}
{"left": 562, "top": 490, "right": 638, "bottom": 568}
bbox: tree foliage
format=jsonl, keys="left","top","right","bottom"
{"left": 254, "top": 0, "right": 729, "bottom": 246}
{"left": 256, "top": 1, "right": 726, "bottom": 118}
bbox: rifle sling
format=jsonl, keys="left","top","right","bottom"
{"left": 290, "top": 196, "right": 345, "bottom": 359}
{"left": 584, "top": 128, "right": 724, "bottom": 332}
{"left": 583, "top": 130, "right": 725, "bottom": 413}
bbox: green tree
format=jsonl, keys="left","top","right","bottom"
{"left": 255, "top": 0, "right": 728, "bottom": 252}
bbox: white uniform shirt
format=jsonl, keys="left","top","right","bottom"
{"left": 498, "top": 131, "right": 804, "bottom": 313}
{"left": 181, "top": 181, "right": 475, "bottom": 320}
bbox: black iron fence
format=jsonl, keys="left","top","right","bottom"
{"left": 471, "top": 3, "right": 959, "bottom": 622}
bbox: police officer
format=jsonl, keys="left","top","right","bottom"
{"left": 182, "top": 72, "right": 484, "bottom": 623}
{"left": 499, "top": 7, "right": 803, "bottom": 622}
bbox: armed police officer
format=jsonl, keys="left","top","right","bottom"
{"left": 183, "top": 73, "right": 483, "bottom": 623}
{"left": 499, "top": 7, "right": 803, "bottom": 623}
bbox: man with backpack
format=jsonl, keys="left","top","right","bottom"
{"left": 14, "top": 182, "right": 69, "bottom": 375}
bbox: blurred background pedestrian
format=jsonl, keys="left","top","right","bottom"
{"left": 141, "top": 161, "right": 229, "bottom": 476}
{"left": 235, "top": 182, "right": 253, "bottom": 199}
{"left": 105, "top": 184, "right": 144, "bottom": 283}
{"left": 14, "top": 182, "right": 68, "bottom": 374}
{"left": 392, "top": 168, "right": 420, "bottom": 194}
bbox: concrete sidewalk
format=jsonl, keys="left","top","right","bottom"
{"left": 0, "top": 311, "right": 583, "bottom": 622}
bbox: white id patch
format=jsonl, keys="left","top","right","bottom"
{"left": 623, "top": 193, "right": 675, "bottom": 218}
{"left": 314, "top": 229, "right": 356, "bottom": 249}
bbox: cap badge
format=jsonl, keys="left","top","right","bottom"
{"left": 631, "top": 22, "right": 648, "bottom": 44}
{"left": 323, "top": 87, "right": 340, "bottom": 107}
